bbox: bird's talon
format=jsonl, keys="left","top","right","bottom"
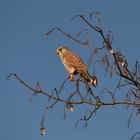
{"left": 68, "top": 74, "right": 74, "bottom": 81}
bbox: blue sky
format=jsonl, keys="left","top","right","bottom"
{"left": 1, "top": 0, "right": 140, "bottom": 140}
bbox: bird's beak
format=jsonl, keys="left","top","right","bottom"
{"left": 56, "top": 50, "right": 59, "bottom": 54}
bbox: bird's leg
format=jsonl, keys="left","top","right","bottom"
{"left": 68, "top": 73, "right": 74, "bottom": 81}
{"left": 68, "top": 67, "right": 75, "bottom": 81}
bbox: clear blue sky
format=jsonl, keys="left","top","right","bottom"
{"left": 1, "top": 0, "right": 140, "bottom": 140}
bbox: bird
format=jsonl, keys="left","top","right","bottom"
{"left": 56, "top": 46, "right": 97, "bottom": 86}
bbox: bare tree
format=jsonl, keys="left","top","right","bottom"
{"left": 7, "top": 12, "right": 140, "bottom": 138}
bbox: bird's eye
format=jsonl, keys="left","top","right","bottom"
{"left": 57, "top": 48, "right": 62, "bottom": 54}
{"left": 59, "top": 48, "right": 63, "bottom": 52}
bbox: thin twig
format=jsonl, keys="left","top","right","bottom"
{"left": 45, "top": 27, "right": 88, "bottom": 46}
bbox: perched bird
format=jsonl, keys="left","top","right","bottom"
{"left": 56, "top": 46, "right": 97, "bottom": 86}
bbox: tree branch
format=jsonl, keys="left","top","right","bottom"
{"left": 7, "top": 73, "right": 140, "bottom": 107}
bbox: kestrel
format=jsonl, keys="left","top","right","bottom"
{"left": 56, "top": 46, "right": 97, "bottom": 86}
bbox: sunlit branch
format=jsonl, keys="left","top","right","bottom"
{"left": 77, "top": 14, "right": 140, "bottom": 88}
{"left": 45, "top": 27, "right": 88, "bottom": 46}
{"left": 7, "top": 73, "right": 140, "bottom": 107}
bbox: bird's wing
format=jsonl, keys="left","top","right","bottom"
{"left": 63, "top": 50, "right": 88, "bottom": 73}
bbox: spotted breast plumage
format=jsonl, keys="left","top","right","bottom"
{"left": 56, "top": 46, "right": 97, "bottom": 86}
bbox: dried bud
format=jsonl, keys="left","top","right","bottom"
{"left": 109, "top": 49, "right": 114, "bottom": 54}
{"left": 67, "top": 104, "right": 74, "bottom": 112}
{"left": 120, "top": 61, "right": 125, "bottom": 67}
{"left": 40, "top": 127, "right": 46, "bottom": 136}
{"left": 69, "top": 106, "right": 74, "bottom": 112}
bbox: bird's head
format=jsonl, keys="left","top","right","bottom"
{"left": 56, "top": 46, "right": 69, "bottom": 55}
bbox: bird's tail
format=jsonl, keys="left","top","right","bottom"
{"left": 90, "top": 75, "right": 98, "bottom": 87}
{"left": 84, "top": 72, "right": 98, "bottom": 87}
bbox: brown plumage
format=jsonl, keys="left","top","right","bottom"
{"left": 57, "top": 46, "right": 96, "bottom": 85}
